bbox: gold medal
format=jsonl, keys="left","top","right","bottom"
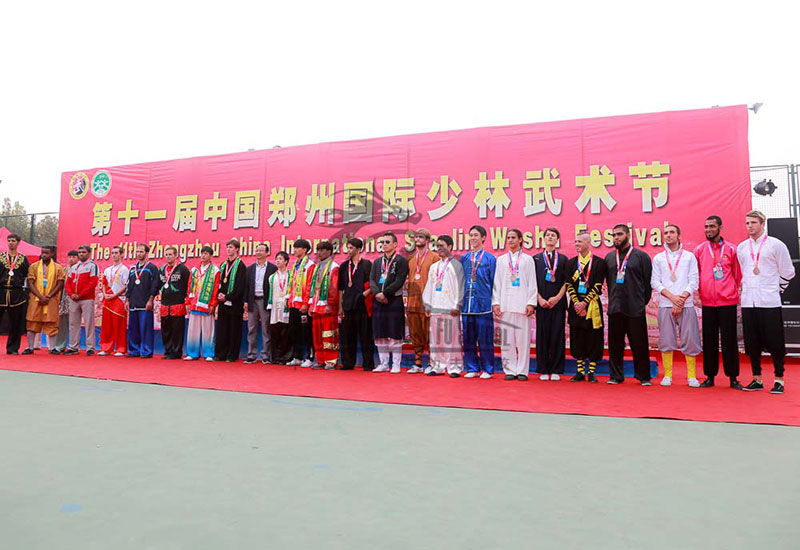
{"left": 670, "top": 274, "right": 676, "bottom": 282}
{"left": 753, "top": 267, "right": 760, "bottom": 275}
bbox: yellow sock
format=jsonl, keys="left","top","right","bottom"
{"left": 589, "top": 362, "right": 597, "bottom": 373}
{"left": 687, "top": 355, "right": 697, "bottom": 380}
{"left": 662, "top": 351, "right": 673, "bottom": 378}
{"left": 577, "top": 359, "right": 585, "bottom": 375}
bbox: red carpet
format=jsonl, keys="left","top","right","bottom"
{"left": 2, "top": 350, "right": 799, "bottom": 426}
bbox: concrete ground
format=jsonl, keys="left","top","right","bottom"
{"left": 0, "top": 369, "right": 798, "bottom": 550}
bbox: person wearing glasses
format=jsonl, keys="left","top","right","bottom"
{"left": 369, "top": 232, "right": 409, "bottom": 373}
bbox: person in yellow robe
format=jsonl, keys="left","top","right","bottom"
{"left": 23, "top": 246, "right": 66, "bottom": 354}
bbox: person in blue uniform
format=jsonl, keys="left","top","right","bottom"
{"left": 461, "top": 225, "right": 497, "bottom": 379}
{"left": 126, "top": 243, "right": 161, "bottom": 358}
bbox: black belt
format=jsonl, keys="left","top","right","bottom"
{"left": 255, "top": 296, "right": 264, "bottom": 300}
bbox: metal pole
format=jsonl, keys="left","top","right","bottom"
{"left": 30, "top": 213, "right": 35, "bottom": 244}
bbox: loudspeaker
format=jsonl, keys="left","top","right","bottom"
{"left": 767, "top": 217, "right": 800, "bottom": 308}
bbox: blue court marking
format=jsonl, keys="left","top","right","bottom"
{"left": 60, "top": 503, "right": 82, "bottom": 513}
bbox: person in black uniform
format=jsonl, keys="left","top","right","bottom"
{"left": 0, "top": 233, "right": 30, "bottom": 354}
{"left": 159, "top": 246, "right": 191, "bottom": 359}
{"left": 533, "top": 227, "right": 569, "bottom": 380}
{"left": 565, "top": 232, "right": 607, "bottom": 382}
{"left": 605, "top": 224, "right": 653, "bottom": 385}
{"left": 214, "top": 238, "right": 247, "bottom": 362}
{"left": 338, "top": 237, "right": 374, "bottom": 371}
{"left": 369, "top": 232, "right": 409, "bottom": 373}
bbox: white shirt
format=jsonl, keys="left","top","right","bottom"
{"left": 254, "top": 261, "right": 268, "bottom": 297}
{"left": 737, "top": 233, "right": 795, "bottom": 308}
{"left": 268, "top": 269, "right": 290, "bottom": 324}
{"left": 103, "top": 263, "right": 129, "bottom": 300}
{"left": 651, "top": 245, "right": 699, "bottom": 308}
{"left": 422, "top": 256, "right": 464, "bottom": 313}
{"left": 491, "top": 250, "right": 538, "bottom": 314}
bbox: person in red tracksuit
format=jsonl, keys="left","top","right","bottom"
{"left": 64, "top": 245, "right": 99, "bottom": 355}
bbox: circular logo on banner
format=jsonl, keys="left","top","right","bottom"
{"left": 91, "top": 170, "right": 112, "bottom": 197}
{"left": 69, "top": 172, "right": 89, "bottom": 200}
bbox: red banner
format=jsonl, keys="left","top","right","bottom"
{"left": 58, "top": 105, "right": 751, "bottom": 264}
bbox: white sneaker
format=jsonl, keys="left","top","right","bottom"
{"left": 464, "top": 372, "right": 479, "bottom": 379}
{"left": 480, "top": 372, "right": 493, "bottom": 380}
{"left": 286, "top": 359, "right": 301, "bottom": 366}
{"left": 407, "top": 366, "right": 424, "bottom": 374}
{"left": 373, "top": 364, "right": 391, "bottom": 373}
{"left": 300, "top": 359, "right": 314, "bottom": 368}
{"left": 183, "top": 356, "right": 195, "bottom": 361}
{"left": 688, "top": 377, "right": 700, "bottom": 388}
{"left": 551, "top": 374, "right": 561, "bottom": 381}
{"left": 539, "top": 374, "right": 550, "bottom": 381}
{"left": 660, "top": 376, "right": 672, "bottom": 386}
{"left": 114, "top": 352, "right": 125, "bottom": 357}
{"left": 424, "top": 366, "right": 433, "bottom": 375}
{"left": 97, "top": 351, "right": 108, "bottom": 356}
{"left": 390, "top": 365, "right": 402, "bottom": 374}
{"left": 205, "top": 357, "right": 214, "bottom": 362}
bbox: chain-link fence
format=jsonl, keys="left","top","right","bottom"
{"left": 751, "top": 164, "right": 799, "bottom": 221}
{"left": 1, "top": 212, "right": 59, "bottom": 246}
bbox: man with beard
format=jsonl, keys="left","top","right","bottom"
{"left": 0, "top": 233, "right": 30, "bottom": 354}
{"left": 338, "top": 238, "right": 374, "bottom": 371}
{"left": 23, "top": 246, "right": 66, "bottom": 354}
{"left": 370, "top": 232, "right": 409, "bottom": 373}
{"left": 565, "top": 232, "right": 606, "bottom": 383}
{"left": 605, "top": 225, "right": 653, "bottom": 385}
{"left": 737, "top": 210, "right": 795, "bottom": 394}
{"left": 126, "top": 244, "right": 160, "bottom": 358}
{"left": 406, "top": 228, "right": 438, "bottom": 373}
{"left": 694, "top": 216, "right": 743, "bottom": 389}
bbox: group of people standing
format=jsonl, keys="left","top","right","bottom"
{"left": 0, "top": 209, "right": 793, "bottom": 394}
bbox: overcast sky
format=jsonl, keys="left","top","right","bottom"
{"left": 1, "top": 1, "right": 797, "bottom": 214}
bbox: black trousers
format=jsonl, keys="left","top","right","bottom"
{"left": 0, "top": 304, "right": 26, "bottom": 353}
{"left": 215, "top": 310, "right": 243, "bottom": 361}
{"left": 161, "top": 315, "right": 186, "bottom": 358}
{"left": 340, "top": 306, "right": 375, "bottom": 370}
{"left": 288, "top": 308, "right": 314, "bottom": 361}
{"left": 742, "top": 307, "right": 785, "bottom": 378}
{"left": 701, "top": 305, "right": 739, "bottom": 379}
{"left": 269, "top": 322, "right": 293, "bottom": 363}
{"left": 570, "top": 324, "right": 604, "bottom": 362}
{"left": 535, "top": 307, "right": 566, "bottom": 374}
{"left": 608, "top": 313, "right": 651, "bottom": 381}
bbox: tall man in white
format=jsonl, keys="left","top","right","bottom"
{"left": 492, "top": 229, "right": 537, "bottom": 381}
{"left": 423, "top": 235, "right": 465, "bottom": 377}
{"left": 651, "top": 224, "right": 701, "bottom": 387}
{"left": 737, "top": 210, "right": 795, "bottom": 394}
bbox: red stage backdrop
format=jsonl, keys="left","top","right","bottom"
{"left": 58, "top": 105, "right": 751, "bottom": 266}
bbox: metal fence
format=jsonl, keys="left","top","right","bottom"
{"left": 1, "top": 212, "right": 59, "bottom": 246}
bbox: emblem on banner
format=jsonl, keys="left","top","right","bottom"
{"left": 91, "top": 170, "right": 112, "bottom": 198}
{"left": 69, "top": 172, "right": 89, "bottom": 200}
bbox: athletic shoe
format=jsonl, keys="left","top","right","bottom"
{"left": 311, "top": 363, "right": 324, "bottom": 370}
{"left": 407, "top": 366, "right": 424, "bottom": 374}
{"left": 587, "top": 373, "right": 598, "bottom": 383}
{"left": 86, "top": 349, "right": 95, "bottom": 356}
{"left": 517, "top": 374, "right": 528, "bottom": 381}
{"left": 21, "top": 348, "right": 33, "bottom": 355}
{"left": 770, "top": 382, "right": 785, "bottom": 394}
{"left": 183, "top": 356, "right": 195, "bottom": 361}
{"left": 300, "top": 359, "right": 314, "bottom": 368}
{"left": 550, "top": 374, "right": 561, "bottom": 381}
{"left": 504, "top": 374, "right": 516, "bottom": 380}
{"left": 539, "top": 374, "right": 550, "bottom": 381}
{"left": 464, "top": 372, "right": 479, "bottom": 379}
{"left": 699, "top": 378, "right": 715, "bottom": 388}
{"left": 424, "top": 366, "right": 433, "bottom": 375}
{"left": 205, "top": 357, "right": 214, "bottom": 362}
{"left": 114, "top": 352, "right": 125, "bottom": 357}
{"left": 743, "top": 380, "right": 764, "bottom": 392}
{"left": 660, "top": 376, "right": 672, "bottom": 387}
{"left": 606, "top": 378, "right": 622, "bottom": 385}
{"left": 324, "top": 363, "right": 336, "bottom": 370}
{"left": 426, "top": 370, "right": 440, "bottom": 376}
{"left": 479, "top": 372, "right": 493, "bottom": 380}
{"left": 449, "top": 372, "right": 460, "bottom": 378}
{"left": 730, "top": 379, "right": 743, "bottom": 390}
{"left": 688, "top": 378, "right": 700, "bottom": 388}
{"left": 390, "top": 365, "right": 402, "bottom": 374}
{"left": 570, "top": 373, "right": 585, "bottom": 382}
{"left": 125, "top": 353, "right": 139, "bottom": 358}
{"left": 49, "top": 349, "right": 61, "bottom": 355}
{"left": 97, "top": 351, "right": 108, "bottom": 356}
{"left": 286, "top": 359, "right": 302, "bottom": 366}
{"left": 243, "top": 358, "right": 257, "bottom": 364}
{"left": 641, "top": 380, "right": 653, "bottom": 386}
{"left": 373, "top": 364, "right": 391, "bottom": 373}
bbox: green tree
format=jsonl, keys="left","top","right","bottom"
{"left": 34, "top": 215, "right": 59, "bottom": 246}
{"left": 1, "top": 197, "right": 31, "bottom": 238}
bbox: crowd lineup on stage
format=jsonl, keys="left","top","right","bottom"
{"left": 0, "top": 210, "right": 794, "bottom": 394}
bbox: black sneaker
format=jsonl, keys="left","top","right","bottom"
{"left": 243, "top": 358, "right": 257, "bottom": 364}
{"left": 699, "top": 378, "right": 715, "bottom": 388}
{"left": 570, "top": 373, "right": 585, "bottom": 382}
{"left": 742, "top": 380, "right": 764, "bottom": 392}
{"left": 517, "top": 374, "right": 528, "bottom": 381}
{"left": 587, "top": 373, "right": 598, "bottom": 383}
{"left": 49, "top": 349, "right": 61, "bottom": 355}
{"left": 640, "top": 380, "right": 653, "bottom": 386}
{"left": 63, "top": 349, "right": 78, "bottom": 356}
{"left": 449, "top": 372, "right": 460, "bottom": 378}
{"left": 607, "top": 378, "right": 623, "bottom": 385}
{"left": 86, "top": 349, "right": 95, "bottom": 356}
{"left": 21, "top": 348, "right": 33, "bottom": 355}
{"left": 770, "top": 382, "right": 785, "bottom": 394}
{"left": 730, "top": 379, "right": 744, "bottom": 390}
{"left": 504, "top": 374, "right": 516, "bottom": 380}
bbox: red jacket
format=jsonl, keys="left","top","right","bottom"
{"left": 65, "top": 260, "right": 99, "bottom": 301}
{"left": 693, "top": 240, "right": 742, "bottom": 307}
